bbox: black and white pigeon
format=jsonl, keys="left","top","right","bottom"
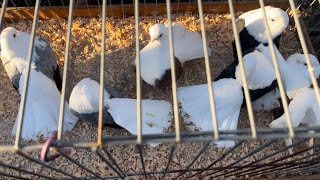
{"left": 10, "top": 58, "right": 78, "bottom": 140}
{"left": 133, "top": 23, "right": 211, "bottom": 89}
{"left": 69, "top": 78, "right": 173, "bottom": 146}
{"left": 0, "top": 27, "right": 62, "bottom": 91}
{"left": 215, "top": 6, "right": 289, "bottom": 81}
{"left": 178, "top": 50, "right": 276, "bottom": 148}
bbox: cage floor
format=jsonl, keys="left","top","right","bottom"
{"left": 0, "top": 13, "right": 307, "bottom": 179}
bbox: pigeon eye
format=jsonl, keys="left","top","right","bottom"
{"left": 303, "top": 63, "right": 307, "bottom": 66}
{"left": 271, "top": 19, "right": 275, "bottom": 22}
{"left": 13, "top": 34, "right": 16, "bottom": 38}
{"left": 159, "top": 34, "right": 163, "bottom": 38}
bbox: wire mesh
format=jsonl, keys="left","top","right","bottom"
{"left": 0, "top": 0, "right": 319, "bottom": 179}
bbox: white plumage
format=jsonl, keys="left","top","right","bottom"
{"left": 0, "top": 27, "right": 60, "bottom": 90}
{"left": 108, "top": 98, "right": 173, "bottom": 142}
{"left": 11, "top": 59, "right": 78, "bottom": 140}
{"left": 135, "top": 29, "right": 172, "bottom": 86}
{"left": 270, "top": 87, "right": 320, "bottom": 128}
{"left": 178, "top": 78, "right": 243, "bottom": 148}
{"left": 69, "top": 78, "right": 111, "bottom": 114}
{"left": 252, "top": 89, "right": 280, "bottom": 112}
{"left": 235, "top": 50, "right": 276, "bottom": 90}
{"left": 270, "top": 53, "right": 320, "bottom": 128}
{"left": 237, "top": 6, "right": 289, "bottom": 44}
{"left": 165, "top": 23, "right": 212, "bottom": 63}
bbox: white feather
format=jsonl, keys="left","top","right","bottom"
{"left": 235, "top": 50, "right": 276, "bottom": 90}
{"left": 178, "top": 78, "right": 243, "bottom": 148}
{"left": 270, "top": 87, "right": 320, "bottom": 128}
{"left": 69, "top": 78, "right": 111, "bottom": 114}
{"left": 107, "top": 98, "right": 172, "bottom": 146}
{"left": 238, "top": 6, "right": 289, "bottom": 43}
{"left": 134, "top": 36, "right": 171, "bottom": 86}
{"left": 256, "top": 44, "right": 310, "bottom": 98}
{"left": 11, "top": 63, "right": 78, "bottom": 140}
{"left": 169, "top": 23, "right": 212, "bottom": 63}
{"left": 252, "top": 89, "right": 280, "bottom": 112}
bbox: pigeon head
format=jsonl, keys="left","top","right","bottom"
{"left": 0, "top": 27, "right": 31, "bottom": 60}
{"left": 149, "top": 24, "right": 167, "bottom": 42}
{"left": 245, "top": 6, "right": 289, "bottom": 43}
{"left": 287, "top": 53, "right": 320, "bottom": 82}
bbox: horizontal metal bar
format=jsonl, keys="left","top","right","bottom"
{"left": 1, "top": 129, "right": 320, "bottom": 152}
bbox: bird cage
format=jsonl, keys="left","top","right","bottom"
{"left": 0, "top": 0, "right": 319, "bottom": 179}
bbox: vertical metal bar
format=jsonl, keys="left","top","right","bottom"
{"left": 9, "top": 0, "right": 24, "bottom": 19}
{"left": 84, "top": 0, "right": 92, "bottom": 18}
{"left": 198, "top": 0, "right": 219, "bottom": 140}
{"left": 57, "top": 0, "right": 75, "bottom": 141}
{"left": 135, "top": 0, "right": 143, "bottom": 145}
{"left": 258, "top": 0, "right": 295, "bottom": 138}
{"left": 166, "top": 0, "right": 181, "bottom": 143}
{"left": 109, "top": 0, "right": 114, "bottom": 18}
{"left": 98, "top": 0, "right": 107, "bottom": 145}
{"left": 0, "top": 0, "right": 9, "bottom": 29}
{"left": 176, "top": 0, "right": 180, "bottom": 14}
{"left": 176, "top": 141, "right": 211, "bottom": 178}
{"left": 138, "top": 145, "right": 148, "bottom": 180}
{"left": 95, "top": 150, "right": 124, "bottom": 178}
{"left": 228, "top": 0, "right": 256, "bottom": 138}
{"left": 144, "top": 0, "right": 146, "bottom": 18}
{"left": 161, "top": 143, "right": 176, "bottom": 178}
{"left": 17, "top": 151, "right": 77, "bottom": 179}
{"left": 186, "top": 141, "right": 244, "bottom": 179}
{"left": 60, "top": 153, "right": 103, "bottom": 179}
{"left": 288, "top": 0, "right": 320, "bottom": 107}
{"left": 121, "top": 0, "right": 124, "bottom": 18}
{"left": 14, "top": 0, "right": 41, "bottom": 149}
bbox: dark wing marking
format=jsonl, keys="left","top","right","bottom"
{"left": 35, "top": 37, "right": 62, "bottom": 90}
{"left": 155, "top": 57, "right": 182, "bottom": 89}
{"left": 241, "top": 80, "right": 278, "bottom": 107}
{"left": 214, "top": 62, "right": 237, "bottom": 81}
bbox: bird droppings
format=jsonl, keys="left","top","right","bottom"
{"left": 0, "top": 13, "right": 308, "bottom": 179}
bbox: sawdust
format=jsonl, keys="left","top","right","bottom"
{"left": 0, "top": 13, "right": 308, "bottom": 179}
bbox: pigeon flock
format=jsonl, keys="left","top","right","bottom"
{"left": 0, "top": 6, "right": 319, "bottom": 149}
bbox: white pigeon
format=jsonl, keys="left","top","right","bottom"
{"left": 11, "top": 58, "right": 78, "bottom": 140}
{"left": 69, "top": 78, "right": 122, "bottom": 128}
{"left": 133, "top": 24, "right": 182, "bottom": 89}
{"left": 0, "top": 27, "right": 62, "bottom": 91}
{"left": 178, "top": 78, "right": 243, "bottom": 148}
{"left": 178, "top": 50, "right": 275, "bottom": 148}
{"left": 108, "top": 98, "right": 172, "bottom": 137}
{"left": 270, "top": 53, "right": 320, "bottom": 129}
{"left": 252, "top": 44, "right": 312, "bottom": 112}
{"left": 163, "top": 23, "right": 212, "bottom": 63}
{"left": 69, "top": 78, "right": 173, "bottom": 146}
{"left": 234, "top": 6, "right": 289, "bottom": 60}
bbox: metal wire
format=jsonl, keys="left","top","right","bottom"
{"left": 0, "top": 1, "right": 319, "bottom": 179}
{"left": 166, "top": 0, "right": 181, "bottom": 143}
{"left": 14, "top": 0, "right": 41, "bottom": 149}
{"left": 228, "top": 0, "right": 256, "bottom": 138}
{"left": 197, "top": 0, "right": 219, "bottom": 140}
{"left": 57, "top": 0, "right": 75, "bottom": 141}
{"left": 0, "top": 0, "right": 9, "bottom": 29}
{"left": 98, "top": 0, "right": 107, "bottom": 145}
{"left": 288, "top": 0, "right": 320, "bottom": 108}
{"left": 258, "top": 0, "right": 295, "bottom": 138}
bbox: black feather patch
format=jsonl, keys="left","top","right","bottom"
{"left": 53, "top": 65, "right": 62, "bottom": 92}
{"left": 155, "top": 57, "right": 183, "bottom": 89}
